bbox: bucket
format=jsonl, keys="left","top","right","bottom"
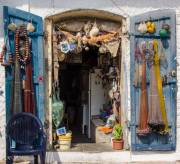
{"left": 58, "top": 135, "right": 72, "bottom": 150}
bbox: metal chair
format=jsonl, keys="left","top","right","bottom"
{"left": 6, "top": 112, "right": 47, "bottom": 164}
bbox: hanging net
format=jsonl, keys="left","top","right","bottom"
{"left": 137, "top": 43, "right": 150, "bottom": 136}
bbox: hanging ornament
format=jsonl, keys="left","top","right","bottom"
{"left": 159, "top": 22, "right": 170, "bottom": 38}
{"left": 27, "top": 20, "right": 35, "bottom": 32}
{"left": 58, "top": 52, "right": 65, "bottom": 62}
{"left": 170, "top": 69, "right": 176, "bottom": 77}
{"left": 137, "top": 22, "right": 147, "bottom": 34}
{"left": 89, "top": 21, "right": 99, "bottom": 37}
{"left": 59, "top": 41, "right": 70, "bottom": 54}
{"left": 85, "top": 47, "right": 89, "bottom": 51}
{"left": 146, "top": 20, "right": 156, "bottom": 34}
{"left": 83, "top": 21, "right": 92, "bottom": 36}
{"left": 15, "top": 26, "right": 30, "bottom": 64}
{"left": 8, "top": 22, "right": 17, "bottom": 31}
{"left": 82, "top": 36, "right": 88, "bottom": 45}
{"left": 159, "top": 29, "right": 169, "bottom": 38}
{"left": 0, "top": 44, "right": 13, "bottom": 66}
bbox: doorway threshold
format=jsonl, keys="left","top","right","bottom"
{"left": 56, "top": 142, "right": 119, "bottom": 152}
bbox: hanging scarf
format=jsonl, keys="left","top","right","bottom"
{"left": 23, "top": 28, "right": 35, "bottom": 113}
{"left": 24, "top": 59, "right": 35, "bottom": 113}
{"left": 153, "top": 40, "right": 169, "bottom": 134}
{"left": 137, "top": 42, "right": 150, "bottom": 136}
{"left": 15, "top": 26, "right": 35, "bottom": 114}
{"left": 10, "top": 28, "right": 23, "bottom": 115}
{"left": 148, "top": 41, "right": 164, "bottom": 131}
{"left": 134, "top": 42, "right": 142, "bottom": 88}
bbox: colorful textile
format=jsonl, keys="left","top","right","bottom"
{"left": 153, "top": 40, "right": 169, "bottom": 134}
{"left": 137, "top": 43, "right": 150, "bottom": 136}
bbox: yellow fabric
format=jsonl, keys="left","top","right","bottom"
{"left": 153, "top": 40, "right": 169, "bottom": 134}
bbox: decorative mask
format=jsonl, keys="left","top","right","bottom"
{"left": 138, "top": 22, "right": 147, "bottom": 34}
{"left": 146, "top": 21, "right": 156, "bottom": 33}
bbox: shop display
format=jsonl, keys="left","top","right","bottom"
{"left": 146, "top": 20, "right": 156, "bottom": 33}
{"left": 159, "top": 22, "right": 170, "bottom": 38}
{"left": 153, "top": 40, "right": 169, "bottom": 134}
{"left": 137, "top": 42, "right": 150, "bottom": 136}
{"left": 148, "top": 41, "right": 164, "bottom": 131}
{"left": 1, "top": 23, "right": 36, "bottom": 115}
{"left": 52, "top": 19, "right": 122, "bottom": 148}
{"left": 134, "top": 15, "right": 174, "bottom": 138}
{"left": 138, "top": 22, "right": 147, "bottom": 34}
{"left": 27, "top": 21, "right": 35, "bottom": 32}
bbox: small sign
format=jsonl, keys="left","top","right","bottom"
{"left": 56, "top": 127, "right": 66, "bottom": 135}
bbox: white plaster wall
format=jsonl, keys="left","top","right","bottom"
{"left": 0, "top": 0, "right": 180, "bottom": 162}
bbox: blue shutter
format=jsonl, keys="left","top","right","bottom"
{"left": 3, "top": 6, "right": 45, "bottom": 123}
{"left": 130, "top": 10, "right": 176, "bottom": 151}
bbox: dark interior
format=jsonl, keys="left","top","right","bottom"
{"left": 59, "top": 46, "right": 98, "bottom": 143}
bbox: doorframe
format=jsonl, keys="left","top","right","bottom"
{"left": 44, "top": 9, "right": 127, "bottom": 148}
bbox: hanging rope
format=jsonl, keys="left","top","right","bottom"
{"left": 153, "top": 40, "right": 169, "bottom": 134}
{"left": 137, "top": 42, "right": 150, "bottom": 136}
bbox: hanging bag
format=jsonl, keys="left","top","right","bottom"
{"left": 52, "top": 84, "right": 64, "bottom": 129}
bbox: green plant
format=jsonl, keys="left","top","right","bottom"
{"left": 112, "top": 124, "right": 123, "bottom": 140}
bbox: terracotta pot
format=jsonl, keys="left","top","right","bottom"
{"left": 112, "top": 139, "right": 124, "bottom": 150}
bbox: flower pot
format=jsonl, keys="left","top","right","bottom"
{"left": 112, "top": 139, "right": 124, "bottom": 150}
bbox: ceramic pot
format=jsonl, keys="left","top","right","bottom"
{"left": 112, "top": 139, "right": 124, "bottom": 150}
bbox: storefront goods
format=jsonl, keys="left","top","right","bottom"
{"left": 137, "top": 42, "right": 150, "bottom": 136}
{"left": 138, "top": 22, "right": 147, "bottom": 34}
{"left": 146, "top": 21, "right": 156, "bottom": 33}
{"left": 16, "top": 26, "right": 35, "bottom": 113}
{"left": 89, "top": 21, "right": 99, "bottom": 37}
{"left": 27, "top": 21, "right": 35, "bottom": 32}
{"left": 134, "top": 42, "right": 142, "bottom": 87}
{"left": 153, "top": 40, "right": 169, "bottom": 134}
{"left": 10, "top": 45, "right": 23, "bottom": 114}
{"left": 159, "top": 23, "right": 170, "bottom": 38}
{"left": 148, "top": 41, "right": 164, "bottom": 131}
{"left": 52, "top": 86, "right": 64, "bottom": 129}
{"left": 8, "top": 22, "right": 17, "bottom": 31}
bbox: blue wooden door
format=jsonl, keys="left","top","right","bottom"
{"left": 130, "top": 10, "right": 176, "bottom": 151}
{"left": 3, "top": 6, "right": 45, "bottom": 123}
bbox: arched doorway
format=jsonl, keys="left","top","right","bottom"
{"left": 44, "top": 9, "right": 127, "bottom": 151}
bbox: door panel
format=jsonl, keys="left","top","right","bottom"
{"left": 130, "top": 9, "right": 176, "bottom": 151}
{"left": 3, "top": 6, "right": 44, "bottom": 123}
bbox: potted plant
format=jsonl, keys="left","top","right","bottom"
{"left": 112, "top": 124, "right": 124, "bottom": 150}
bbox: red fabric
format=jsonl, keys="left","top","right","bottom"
{"left": 24, "top": 60, "right": 35, "bottom": 113}
{"left": 137, "top": 48, "right": 150, "bottom": 136}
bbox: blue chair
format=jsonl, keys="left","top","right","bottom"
{"left": 6, "top": 112, "right": 47, "bottom": 164}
